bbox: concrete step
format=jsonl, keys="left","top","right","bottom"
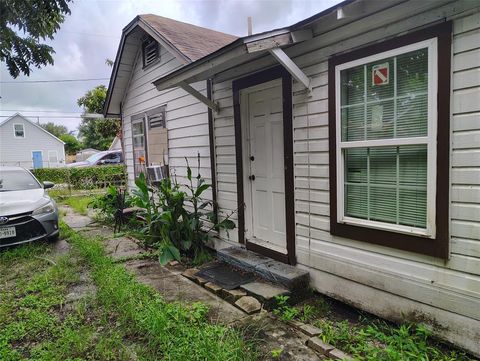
{"left": 241, "top": 281, "right": 290, "bottom": 309}
{"left": 217, "top": 246, "right": 309, "bottom": 292}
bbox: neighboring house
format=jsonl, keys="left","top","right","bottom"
{"left": 106, "top": 1, "right": 480, "bottom": 356}
{"left": 0, "top": 113, "right": 66, "bottom": 169}
{"left": 109, "top": 136, "right": 122, "bottom": 151}
{"left": 75, "top": 148, "right": 100, "bottom": 162}
{"left": 104, "top": 14, "right": 237, "bottom": 187}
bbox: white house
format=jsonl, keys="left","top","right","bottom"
{"left": 0, "top": 113, "right": 66, "bottom": 169}
{"left": 106, "top": 1, "right": 480, "bottom": 356}
{"left": 104, "top": 14, "right": 236, "bottom": 187}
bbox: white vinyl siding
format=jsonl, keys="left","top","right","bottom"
{"left": 209, "top": 1, "right": 480, "bottom": 356}
{"left": 335, "top": 39, "right": 437, "bottom": 237}
{"left": 121, "top": 39, "right": 211, "bottom": 200}
{"left": 0, "top": 115, "right": 65, "bottom": 168}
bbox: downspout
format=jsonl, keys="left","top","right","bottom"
{"left": 207, "top": 79, "right": 218, "bottom": 224}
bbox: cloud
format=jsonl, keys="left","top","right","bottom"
{"left": 0, "top": 0, "right": 341, "bottom": 132}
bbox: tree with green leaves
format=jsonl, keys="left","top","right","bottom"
{"left": 40, "top": 122, "right": 68, "bottom": 138}
{"left": 59, "top": 133, "right": 82, "bottom": 155}
{"left": 1, "top": 0, "right": 73, "bottom": 78}
{"left": 77, "top": 85, "right": 121, "bottom": 150}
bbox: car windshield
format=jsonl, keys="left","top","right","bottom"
{"left": 85, "top": 152, "right": 105, "bottom": 164}
{"left": 0, "top": 170, "right": 41, "bottom": 191}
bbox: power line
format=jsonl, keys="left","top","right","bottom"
{"left": 0, "top": 78, "right": 109, "bottom": 84}
{"left": 1, "top": 109, "right": 83, "bottom": 113}
{"left": 0, "top": 115, "right": 83, "bottom": 119}
{"left": 60, "top": 30, "right": 120, "bottom": 39}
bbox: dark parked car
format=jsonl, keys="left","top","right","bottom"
{"left": 68, "top": 150, "right": 123, "bottom": 168}
{"left": 0, "top": 166, "right": 59, "bottom": 247}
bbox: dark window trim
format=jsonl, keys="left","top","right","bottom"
{"left": 131, "top": 114, "right": 148, "bottom": 178}
{"left": 232, "top": 65, "right": 296, "bottom": 265}
{"left": 328, "top": 21, "right": 452, "bottom": 259}
{"left": 142, "top": 37, "right": 159, "bottom": 69}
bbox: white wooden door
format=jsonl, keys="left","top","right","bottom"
{"left": 246, "top": 84, "right": 286, "bottom": 253}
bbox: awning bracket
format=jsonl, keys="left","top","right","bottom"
{"left": 178, "top": 81, "right": 220, "bottom": 112}
{"left": 269, "top": 47, "right": 312, "bottom": 95}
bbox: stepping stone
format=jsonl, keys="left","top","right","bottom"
{"left": 222, "top": 288, "right": 247, "bottom": 302}
{"left": 205, "top": 282, "right": 223, "bottom": 294}
{"left": 241, "top": 281, "right": 289, "bottom": 304}
{"left": 182, "top": 268, "right": 199, "bottom": 281}
{"left": 307, "top": 337, "right": 334, "bottom": 355}
{"left": 298, "top": 323, "right": 321, "bottom": 337}
{"left": 104, "top": 237, "right": 144, "bottom": 260}
{"left": 235, "top": 296, "right": 261, "bottom": 314}
{"left": 329, "top": 349, "right": 353, "bottom": 360}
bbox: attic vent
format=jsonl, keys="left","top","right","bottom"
{"left": 142, "top": 37, "right": 159, "bottom": 68}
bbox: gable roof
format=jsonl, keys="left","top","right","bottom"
{"left": 0, "top": 113, "right": 66, "bottom": 144}
{"left": 104, "top": 15, "right": 237, "bottom": 117}
{"left": 139, "top": 14, "right": 238, "bottom": 62}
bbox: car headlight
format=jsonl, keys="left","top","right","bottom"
{"left": 32, "top": 202, "right": 55, "bottom": 216}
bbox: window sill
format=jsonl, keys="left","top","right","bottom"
{"left": 339, "top": 216, "right": 434, "bottom": 239}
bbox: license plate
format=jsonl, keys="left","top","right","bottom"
{"left": 0, "top": 227, "right": 16, "bottom": 239}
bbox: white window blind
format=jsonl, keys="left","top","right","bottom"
{"left": 336, "top": 39, "right": 437, "bottom": 237}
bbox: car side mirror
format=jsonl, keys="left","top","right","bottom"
{"left": 43, "top": 181, "right": 55, "bottom": 189}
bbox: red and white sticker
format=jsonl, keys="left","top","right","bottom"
{"left": 372, "top": 63, "right": 389, "bottom": 86}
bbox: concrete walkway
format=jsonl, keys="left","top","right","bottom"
{"left": 59, "top": 205, "right": 323, "bottom": 360}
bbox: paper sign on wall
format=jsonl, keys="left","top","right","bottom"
{"left": 371, "top": 104, "right": 384, "bottom": 131}
{"left": 372, "top": 63, "right": 389, "bottom": 86}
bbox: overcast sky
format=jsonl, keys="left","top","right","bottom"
{"left": 0, "top": 0, "right": 341, "bottom": 133}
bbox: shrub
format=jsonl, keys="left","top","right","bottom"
{"left": 32, "top": 165, "right": 126, "bottom": 189}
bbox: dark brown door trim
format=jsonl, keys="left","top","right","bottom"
{"left": 232, "top": 65, "right": 296, "bottom": 265}
{"left": 207, "top": 79, "right": 218, "bottom": 224}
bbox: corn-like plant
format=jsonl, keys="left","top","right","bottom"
{"left": 132, "top": 154, "right": 236, "bottom": 265}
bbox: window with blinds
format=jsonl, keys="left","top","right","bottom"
{"left": 132, "top": 119, "right": 146, "bottom": 178}
{"left": 336, "top": 39, "right": 437, "bottom": 237}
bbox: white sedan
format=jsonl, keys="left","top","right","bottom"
{"left": 0, "top": 166, "right": 59, "bottom": 247}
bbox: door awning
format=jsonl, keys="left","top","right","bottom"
{"left": 151, "top": 0, "right": 409, "bottom": 111}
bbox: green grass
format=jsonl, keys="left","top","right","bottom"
{"left": 60, "top": 222, "right": 256, "bottom": 361}
{"left": 61, "top": 196, "right": 95, "bottom": 215}
{"left": 0, "top": 224, "right": 257, "bottom": 360}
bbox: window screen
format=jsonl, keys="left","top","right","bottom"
{"left": 339, "top": 46, "right": 431, "bottom": 232}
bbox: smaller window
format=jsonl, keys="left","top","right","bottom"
{"left": 14, "top": 124, "right": 25, "bottom": 138}
{"left": 142, "top": 37, "right": 159, "bottom": 68}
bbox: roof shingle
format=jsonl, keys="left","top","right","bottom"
{"left": 139, "top": 14, "right": 238, "bottom": 62}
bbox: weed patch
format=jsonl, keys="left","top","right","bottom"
{"left": 62, "top": 196, "right": 94, "bottom": 215}
{"left": 61, "top": 222, "right": 257, "bottom": 360}
{"left": 271, "top": 295, "right": 473, "bottom": 361}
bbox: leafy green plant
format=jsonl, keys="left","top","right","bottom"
{"left": 131, "top": 154, "right": 236, "bottom": 265}
{"left": 90, "top": 185, "right": 132, "bottom": 231}
{"left": 273, "top": 295, "right": 299, "bottom": 321}
{"left": 313, "top": 318, "right": 472, "bottom": 361}
{"left": 270, "top": 348, "right": 283, "bottom": 358}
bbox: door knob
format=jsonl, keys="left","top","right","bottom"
{"left": 249, "top": 175, "right": 256, "bottom": 181}
{"left": 250, "top": 156, "right": 255, "bottom": 161}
